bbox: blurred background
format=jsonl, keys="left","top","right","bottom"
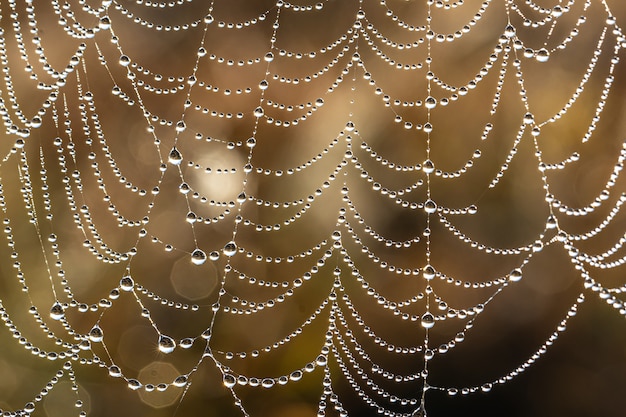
{"left": 0, "top": 1, "right": 625, "bottom": 416}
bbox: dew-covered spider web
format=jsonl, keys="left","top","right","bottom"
{"left": 0, "top": 0, "right": 625, "bottom": 416}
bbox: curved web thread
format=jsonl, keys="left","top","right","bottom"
{"left": 0, "top": 0, "right": 624, "bottom": 416}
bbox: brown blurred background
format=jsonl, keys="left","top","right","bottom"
{"left": 0, "top": 1, "right": 625, "bottom": 416}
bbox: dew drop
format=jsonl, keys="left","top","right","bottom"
{"left": 345, "top": 121, "right": 355, "bottom": 132}
{"left": 290, "top": 370, "right": 303, "bottom": 381}
{"left": 425, "top": 96, "right": 437, "bottom": 109}
{"left": 259, "top": 80, "right": 269, "bottom": 90}
{"left": 423, "top": 265, "right": 436, "bottom": 280}
{"left": 546, "top": 214, "right": 558, "bottom": 229}
{"left": 264, "top": 52, "right": 274, "bottom": 62}
{"left": 119, "top": 55, "right": 131, "bottom": 67}
{"left": 173, "top": 375, "right": 188, "bottom": 387}
{"left": 191, "top": 249, "right": 207, "bottom": 265}
{"left": 108, "top": 365, "right": 122, "bottom": 377}
{"left": 128, "top": 379, "right": 142, "bottom": 390}
{"left": 158, "top": 335, "right": 176, "bottom": 354}
{"left": 523, "top": 112, "right": 534, "bottom": 124}
{"left": 88, "top": 325, "right": 104, "bottom": 343}
{"left": 421, "top": 312, "right": 435, "bottom": 329}
{"left": 179, "top": 338, "right": 194, "bottom": 349}
{"left": 261, "top": 378, "right": 275, "bottom": 388}
{"left": 253, "top": 107, "right": 264, "bottom": 118}
{"left": 504, "top": 24, "right": 516, "bottom": 38}
{"left": 209, "top": 251, "right": 220, "bottom": 261}
{"left": 535, "top": 48, "right": 550, "bottom": 62}
{"left": 168, "top": 147, "right": 183, "bottom": 165}
{"left": 120, "top": 276, "right": 134, "bottom": 291}
{"left": 424, "top": 199, "right": 437, "bottom": 214}
{"left": 509, "top": 268, "right": 523, "bottom": 282}
{"left": 315, "top": 354, "right": 327, "bottom": 366}
{"left": 223, "top": 374, "right": 237, "bottom": 388}
{"left": 223, "top": 241, "right": 237, "bottom": 257}
{"left": 423, "top": 159, "right": 435, "bottom": 173}
{"left": 50, "top": 302, "right": 64, "bottom": 320}
{"left": 24, "top": 402, "right": 35, "bottom": 413}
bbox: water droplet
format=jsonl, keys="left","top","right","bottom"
{"left": 424, "top": 199, "right": 437, "bottom": 214}
{"left": 88, "top": 325, "right": 104, "bottom": 343}
{"left": 175, "top": 120, "right": 186, "bottom": 132}
{"left": 253, "top": 107, "right": 264, "bottom": 118}
{"left": 246, "top": 138, "right": 256, "bottom": 148}
{"left": 264, "top": 52, "right": 274, "bottom": 62}
{"left": 535, "top": 48, "right": 550, "bottom": 62}
{"left": 120, "top": 276, "right": 134, "bottom": 291}
{"left": 523, "top": 112, "right": 534, "bottom": 124}
{"left": 223, "top": 374, "right": 236, "bottom": 388}
{"left": 180, "top": 338, "right": 194, "bottom": 349}
{"left": 509, "top": 268, "right": 523, "bottom": 282}
{"left": 290, "top": 370, "right": 303, "bottom": 381}
{"left": 50, "top": 302, "right": 64, "bottom": 320}
{"left": 546, "top": 215, "right": 558, "bottom": 229}
{"left": 315, "top": 98, "right": 324, "bottom": 106}
{"left": 421, "top": 312, "right": 435, "bottom": 329}
{"left": 423, "top": 265, "right": 436, "bottom": 280}
{"left": 108, "top": 365, "right": 122, "bottom": 377}
{"left": 191, "top": 249, "right": 207, "bottom": 265}
{"left": 315, "top": 354, "right": 327, "bottom": 366}
{"left": 425, "top": 96, "right": 437, "bottom": 109}
{"left": 128, "top": 379, "right": 142, "bottom": 390}
{"left": 158, "top": 335, "right": 176, "bottom": 354}
{"left": 168, "top": 147, "right": 182, "bottom": 165}
{"left": 261, "top": 378, "right": 275, "bottom": 388}
{"left": 99, "top": 16, "right": 111, "bottom": 30}
{"left": 209, "top": 251, "right": 220, "bottom": 261}
{"left": 259, "top": 80, "right": 268, "bottom": 90}
{"left": 423, "top": 159, "right": 435, "bottom": 173}
{"left": 119, "top": 55, "right": 131, "bottom": 67}
{"left": 223, "top": 241, "right": 237, "bottom": 257}
{"left": 345, "top": 121, "right": 355, "bottom": 132}
{"left": 24, "top": 402, "right": 35, "bottom": 413}
{"left": 504, "top": 24, "right": 516, "bottom": 38}
{"left": 173, "top": 375, "right": 188, "bottom": 387}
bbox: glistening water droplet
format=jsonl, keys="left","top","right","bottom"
{"left": 191, "top": 249, "right": 207, "bottom": 265}
{"left": 535, "top": 48, "right": 550, "bottom": 62}
{"left": 158, "top": 335, "right": 176, "bottom": 354}
{"left": 223, "top": 374, "right": 236, "bottom": 388}
{"left": 50, "top": 302, "right": 64, "bottom": 320}
{"left": 424, "top": 199, "right": 437, "bottom": 214}
{"left": 223, "top": 241, "right": 237, "bottom": 257}
{"left": 168, "top": 147, "right": 182, "bottom": 165}
{"left": 119, "top": 55, "right": 131, "bottom": 67}
{"left": 504, "top": 24, "right": 516, "bottom": 38}
{"left": 120, "top": 276, "right": 134, "bottom": 291}
{"left": 421, "top": 312, "right": 435, "bottom": 329}
{"left": 88, "top": 325, "right": 104, "bottom": 343}
{"left": 423, "top": 265, "right": 436, "bottom": 280}
{"left": 509, "top": 268, "right": 523, "bottom": 282}
{"left": 173, "top": 375, "right": 188, "bottom": 387}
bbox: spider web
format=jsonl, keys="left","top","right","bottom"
{"left": 0, "top": 0, "right": 625, "bottom": 416}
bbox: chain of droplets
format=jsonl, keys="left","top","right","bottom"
{"left": 431, "top": 294, "right": 585, "bottom": 397}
